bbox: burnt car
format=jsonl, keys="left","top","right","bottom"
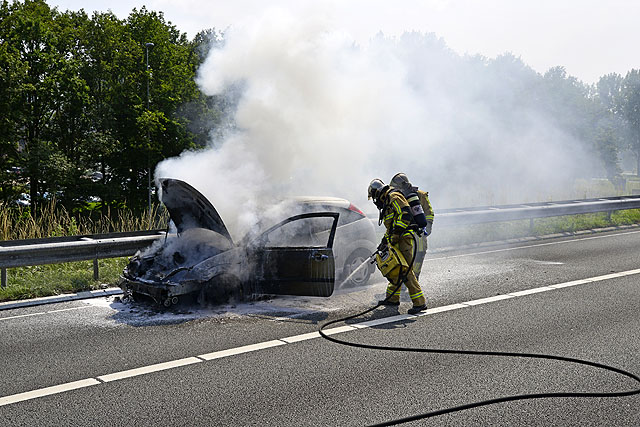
{"left": 119, "top": 179, "right": 377, "bottom": 306}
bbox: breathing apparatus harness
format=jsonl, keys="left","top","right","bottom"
{"left": 374, "top": 188, "right": 426, "bottom": 236}
{"left": 319, "top": 233, "right": 640, "bottom": 425}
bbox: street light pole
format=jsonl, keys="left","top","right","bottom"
{"left": 145, "top": 42, "right": 154, "bottom": 227}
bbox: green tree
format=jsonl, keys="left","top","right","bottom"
{"left": 0, "top": 0, "right": 73, "bottom": 215}
{"left": 0, "top": 1, "right": 28, "bottom": 202}
{"left": 595, "top": 73, "right": 631, "bottom": 181}
{"left": 538, "top": 66, "right": 623, "bottom": 181}
{"left": 80, "top": 10, "right": 140, "bottom": 209}
{"left": 0, "top": 2, "right": 231, "bottom": 215}
{"left": 619, "top": 70, "right": 640, "bottom": 176}
{"left": 182, "top": 28, "right": 229, "bottom": 148}
{"left": 91, "top": 7, "right": 219, "bottom": 210}
{"left": 597, "top": 73, "right": 623, "bottom": 113}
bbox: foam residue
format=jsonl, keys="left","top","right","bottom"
{"left": 83, "top": 282, "right": 387, "bottom": 325}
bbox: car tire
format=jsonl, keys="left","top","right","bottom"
{"left": 340, "top": 248, "right": 373, "bottom": 288}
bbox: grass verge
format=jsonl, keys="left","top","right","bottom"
{"left": 0, "top": 258, "right": 128, "bottom": 303}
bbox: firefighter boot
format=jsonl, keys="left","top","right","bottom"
{"left": 408, "top": 303, "right": 427, "bottom": 314}
{"left": 378, "top": 300, "right": 400, "bottom": 306}
{"left": 378, "top": 282, "right": 401, "bottom": 306}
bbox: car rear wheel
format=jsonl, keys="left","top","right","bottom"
{"left": 340, "top": 249, "right": 373, "bottom": 288}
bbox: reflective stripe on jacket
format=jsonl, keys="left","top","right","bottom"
{"left": 417, "top": 189, "right": 434, "bottom": 221}
{"left": 382, "top": 190, "right": 413, "bottom": 239}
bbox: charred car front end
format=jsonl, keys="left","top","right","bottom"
{"left": 121, "top": 230, "right": 240, "bottom": 306}
{"left": 120, "top": 179, "right": 342, "bottom": 306}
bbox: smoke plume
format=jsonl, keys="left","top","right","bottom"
{"left": 156, "top": 5, "right": 592, "bottom": 239}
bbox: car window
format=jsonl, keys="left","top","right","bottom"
{"left": 310, "top": 205, "right": 364, "bottom": 226}
{"left": 263, "top": 216, "right": 335, "bottom": 248}
{"left": 336, "top": 208, "right": 364, "bottom": 226}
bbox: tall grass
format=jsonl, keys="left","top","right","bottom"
{"left": 0, "top": 200, "right": 169, "bottom": 303}
{"left": 0, "top": 200, "right": 169, "bottom": 241}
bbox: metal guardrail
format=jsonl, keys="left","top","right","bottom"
{"left": 0, "top": 230, "right": 166, "bottom": 288}
{"left": 2, "top": 195, "right": 640, "bottom": 288}
{"left": 367, "top": 195, "right": 640, "bottom": 228}
{"left": 433, "top": 195, "right": 640, "bottom": 226}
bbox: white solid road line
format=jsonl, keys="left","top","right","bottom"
{"left": 2, "top": 267, "right": 640, "bottom": 407}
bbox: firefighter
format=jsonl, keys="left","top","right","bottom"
{"left": 390, "top": 173, "right": 434, "bottom": 279}
{"left": 368, "top": 178, "right": 427, "bottom": 314}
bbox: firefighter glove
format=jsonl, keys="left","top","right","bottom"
{"left": 389, "top": 234, "right": 401, "bottom": 245}
{"left": 425, "top": 220, "right": 433, "bottom": 236}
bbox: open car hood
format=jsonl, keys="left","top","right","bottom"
{"left": 159, "top": 178, "right": 233, "bottom": 244}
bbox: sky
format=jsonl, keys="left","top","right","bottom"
{"left": 47, "top": 0, "right": 639, "bottom": 84}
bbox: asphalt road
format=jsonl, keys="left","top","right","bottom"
{"left": 1, "top": 229, "right": 639, "bottom": 426}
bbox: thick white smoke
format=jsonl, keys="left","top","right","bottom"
{"left": 156, "top": 6, "right": 590, "bottom": 239}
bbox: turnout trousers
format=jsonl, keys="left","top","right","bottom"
{"left": 385, "top": 232, "right": 426, "bottom": 307}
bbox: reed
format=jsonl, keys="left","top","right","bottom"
{"left": 0, "top": 200, "right": 169, "bottom": 241}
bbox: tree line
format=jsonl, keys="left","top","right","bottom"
{"left": 1, "top": 0, "right": 640, "bottom": 219}
{"left": 0, "top": 0, "right": 227, "bottom": 216}
{"left": 403, "top": 36, "right": 640, "bottom": 190}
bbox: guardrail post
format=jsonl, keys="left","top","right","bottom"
{"left": 93, "top": 258, "right": 99, "bottom": 281}
{"left": 1, "top": 268, "right": 6, "bottom": 288}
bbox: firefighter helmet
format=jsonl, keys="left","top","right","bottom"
{"left": 390, "top": 172, "right": 412, "bottom": 192}
{"left": 368, "top": 178, "right": 388, "bottom": 209}
{"left": 368, "top": 178, "right": 385, "bottom": 200}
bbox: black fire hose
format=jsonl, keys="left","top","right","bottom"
{"left": 319, "top": 232, "right": 640, "bottom": 425}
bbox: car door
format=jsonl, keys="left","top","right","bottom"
{"left": 251, "top": 212, "right": 339, "bottom": 297}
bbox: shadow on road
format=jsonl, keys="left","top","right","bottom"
{"left": 341, "top": 291, "right": 417, "bottom": 330}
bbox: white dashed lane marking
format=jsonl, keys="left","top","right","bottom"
{"left": 97, "top": 357, "right": 203, "bottom": 383}
{"left": 198, "top": 340, "right": 286, "bottom": 361}
{"left": 0, "top": 379, "right": 100, "bottom": 406}
{"left": 1, "top": 267, "right": 640, "bottom": 407}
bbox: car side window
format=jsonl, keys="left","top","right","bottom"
{"left": 263, "top": 216, "right": 335, "bottom": 248}
{"left": 337, "top": 208, "right": 362, "bottom": 226}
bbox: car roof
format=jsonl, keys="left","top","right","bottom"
{"left": 290, "top": 196, "right": 350, "bottom": 208}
